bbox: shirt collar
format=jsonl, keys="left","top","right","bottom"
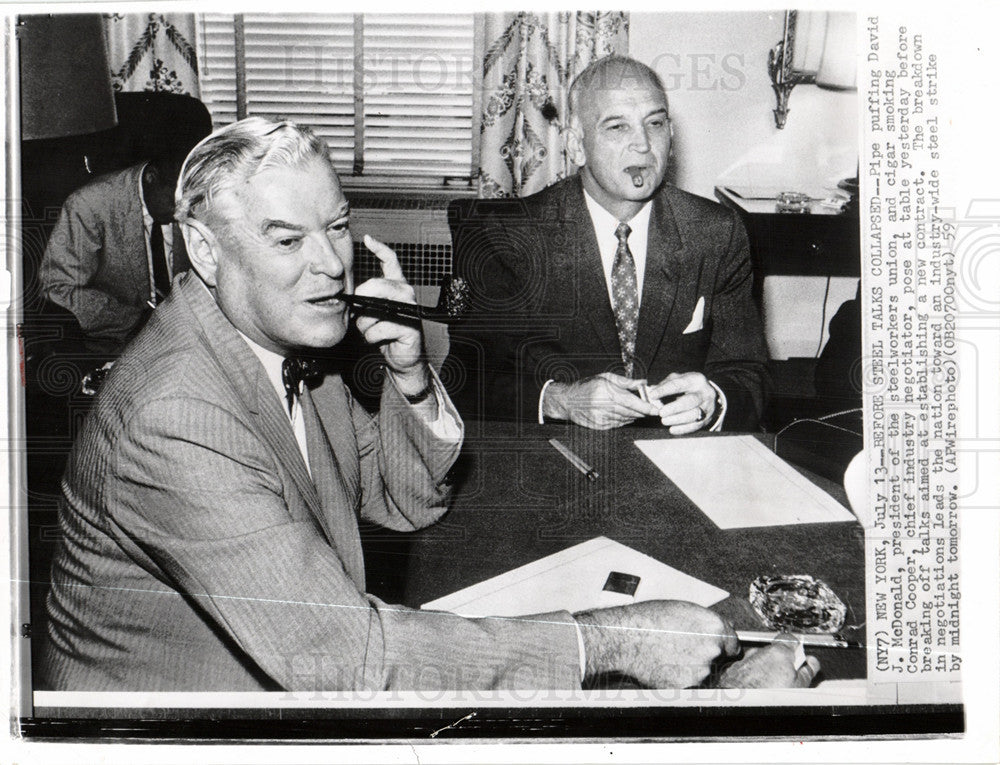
{"left": 582, "top": 187, "right": 652, "bottom": 237}
{"left": 137, "top": 162, "right": 153, "bottom": 227}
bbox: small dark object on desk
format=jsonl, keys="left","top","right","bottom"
{"left": 603, "top": 571, "right": 641, "bottom": 596}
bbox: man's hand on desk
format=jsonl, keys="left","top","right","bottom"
{"left": 647, "top": 372, "right": 717, "bottom": 435}
{"left": 543, "top": 373, "right": 660, "bottom": 430}
{"left": 574, "top": 601, "right": 738, "bottom": 688}
{"left": 573, "top": 602, "right": 821, "bottom": 689}
{"left": 717, "top": 637, "right": 821, "bottom": 689}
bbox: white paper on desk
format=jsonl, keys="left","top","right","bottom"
{"left": 421, "top": 537, "right": 728, "bottom": 617}
{"left": 634, "top": 436, "right": 856, "bottom": 529}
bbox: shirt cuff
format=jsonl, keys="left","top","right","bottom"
{"left": 388, "top": 366, "right": 463, "bottom": 442}
{"left": 707, "top": 380, "right": 727, "bottom": 432}
{"left": 538, "top": 379, "right": 556, "bottom": 424}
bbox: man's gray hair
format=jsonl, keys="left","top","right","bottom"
{"left": 175, "top": 117, "right": 333, "bottom": 225}
{"left": 568, "top": 55, "right": 668, "bottom": 125}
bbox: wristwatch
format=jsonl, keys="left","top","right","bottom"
{"left": 402, "top": 377, "right": 435, "bottom": 405}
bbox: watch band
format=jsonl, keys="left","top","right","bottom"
{"left": 402, "top": 378, "right": 435, "bottom": 405}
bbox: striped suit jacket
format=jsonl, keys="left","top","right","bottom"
{"left": 40, "top": 271, "right": 580, "bottom": 692}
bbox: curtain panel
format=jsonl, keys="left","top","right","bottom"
{"left": 103, "top": 13, "right": 200, "bottom": 96}
{"left": 478, "top": 11, "right": 628, "bottom": 198}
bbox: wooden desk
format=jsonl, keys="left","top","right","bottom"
{"left": 404, "top": 421, "right": 866, "bottom": 682}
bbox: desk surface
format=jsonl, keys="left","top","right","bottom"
{"left": 404, "top": 422, "right": 866, "bottom": 682}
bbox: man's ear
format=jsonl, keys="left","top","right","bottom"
{"left": 181, "top": 219, "right": 220, "bottom": 287}
{"left": 563, "top": 120, "right": 587, "bottom": 168}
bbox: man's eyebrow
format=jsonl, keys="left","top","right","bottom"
{"left": 322, "top": 203, "right": 352, "bottom": 226}
{"left": 261, "top": 219, "right": 305, "bottom": 234}
{"left": 598, "top": 107, "right": 668, "bottom": 126}
{"left": 260, "top": 204, "right": 350, "bottom": 234}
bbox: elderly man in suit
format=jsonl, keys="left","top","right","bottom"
{"left": 39, "top": 144, "right": 208, "bottom": 356}
{"left": 447, "top": 55, "right": 769, "bottom": 432}
{"left": 41, "top": 118, "right": 814, "bottom": 692}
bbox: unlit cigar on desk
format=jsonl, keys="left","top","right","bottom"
{"left": 736, "top": 630, "right": 862, "bottom": 649}
{"left": 548, "top": 438, "right": 600, "bottom": 482}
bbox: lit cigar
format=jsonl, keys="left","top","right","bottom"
{"left": 626, "top": 165, "right": 645, "bottom": 188}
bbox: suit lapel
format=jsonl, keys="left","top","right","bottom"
{"left": 310, "top": 378, "right": 360, "bottom": 500}
{"left": 562, "top": 179, "right": 621, "bottom": 358}
{"left": 177, "top": 275, "right": 324, "bottom": 521}
{"left": 634, "top": 189, "right": 685, "bottom": 374}
{"left": 301, "top": 385, "right": 365, "bottom": 589}
{"left": 254, "top": 375, "right": 324, "bottom": 519}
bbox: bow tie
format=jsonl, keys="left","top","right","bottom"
{"left": 281, "top": 356, "right": 323, "bottom": 413}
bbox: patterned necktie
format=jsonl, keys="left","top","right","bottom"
{"left": 149, "top": 222, "right": 171, "bottom": 303}
{"left": 611, "top": 222, "right": 639, "bottom": 376}
{"left": 281, "top": 356, "right": 323, "bottom": 415}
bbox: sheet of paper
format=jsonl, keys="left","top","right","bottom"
{"left": 634, "top": 436, "right": 857, "bottom": 529}
{"left": 421, "top": 537, "right": 728, "bottom": 617}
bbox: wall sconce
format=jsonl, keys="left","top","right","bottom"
{"left": 768, "top": 10, "right": 857, "bottom": 129}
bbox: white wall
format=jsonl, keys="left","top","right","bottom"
{"left": 630, "top": 12, "right": 860, "bottom": 358}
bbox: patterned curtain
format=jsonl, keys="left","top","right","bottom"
{"left": 103, "top": 13, "right": 199, "bottom": 95}
{"left": 478, "top": 12, "right": 628, "bottom": 198}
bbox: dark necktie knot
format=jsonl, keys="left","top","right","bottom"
{"left": 615, "top": 222, "right": 631, "bottom": 243}
{"left": 281, "top": 356, "right": 323, "bottom": 411}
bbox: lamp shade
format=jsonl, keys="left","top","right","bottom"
{"left": 790, "top": 11, "right": 827, "bottom": 74}
{"left": 816, "top": 12, "right": 857, "bottom": 90}
{"left": 19, "top": 14, "right": 118, "bottom": 140}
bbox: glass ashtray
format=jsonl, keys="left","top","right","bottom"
{"left": 748, "top": 574, "right": 847, "bottom": 633}
{"left": 775, "top": 191, "right": 811, "bottom": 214}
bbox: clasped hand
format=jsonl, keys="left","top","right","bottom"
{"left": 544, "top": 371, "right": 717, "bottom": 433}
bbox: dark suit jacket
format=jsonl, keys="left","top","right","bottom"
{"left": 38, "top": 163, "right": 191, "bottom": 353}
{"left": 40, "top": 272, "right": 580, "bottom": 692}
{"left": 446, "top": 175, "right": 769, "bottom": 430}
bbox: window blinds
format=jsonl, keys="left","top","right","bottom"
{"left": 198, "top": 13, "right": 475, "bottom": 183}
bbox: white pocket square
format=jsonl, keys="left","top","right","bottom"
{"left": 682, "top": 297, "right": 705, "bottom": 334}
